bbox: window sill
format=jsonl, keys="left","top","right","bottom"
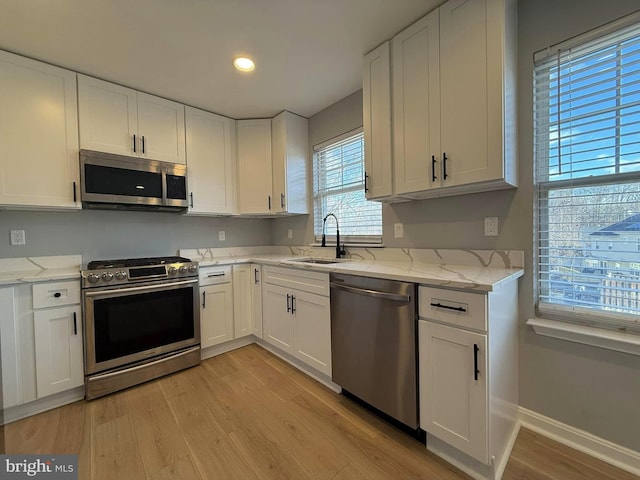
{"left": 527, "top": 317, "right": 640, "bottom": 356}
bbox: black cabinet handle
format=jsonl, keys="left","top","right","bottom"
{"left": 431, "top": 155, "right": 437, "bottom": 182}
{"left": 430, "top": 302, "right": 466, "bottom": 313}
{"left": 73, "top": 311, "right": 77, "bottom": 336}
{"left": 141, "top": 135, "right": 146, "bottom": 154}
{"left": 202, "top": 291, "right": 206, "bottom": 308}
{"left": 364, "top": 172, "right": 369, "bottom": 192}
{"left": 254, "top": 268, "right": 259, "bottom": 284}
{"left": 268, "top": 195, "right": 272, "bottom": 211}
{"left": 72, "top": 181, "right": 77, "bottom": 203}
{"left": 286, "top": 294, "right": 291, "bottom": 313}
{"left": 190, "top": 192, "right": 194, "bottom": 208}
{"left": 291, "top": 295, "right": 296, "bottom": 314}
{"left": 133, "top": 134, "right": 137, "bottom": 153}
{"left": 280, "top": 193, "right": 285, "bottom": 209}
{"left": 474, "top": 344, "right": 480, "bottom": 381}
{"left": 443, "top": 152, "right": 448, "bottom": 180}
{"left": 53, "top": 292, "right": 62, "bottom": 298}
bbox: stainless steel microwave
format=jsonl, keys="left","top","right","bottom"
{"left": 80, "top": 150, "right": 188, "bottom": 211}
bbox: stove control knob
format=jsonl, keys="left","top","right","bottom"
{"left": 188, "top": 264, "right": 197, "bottom": 273}
{"left": 102, "top": 272, "right": 114, "bottom": 282}
{"left": 168, "top": 267, "right": 178, "bottom": 275}
{"left": 87, "top": 273, "right": 100, "bottom": 284}
{"left": 179, "top": 265, "right": 187, "bottom": 274}
{"left": 115, "top": 271, "right": 127, "bottom": 281}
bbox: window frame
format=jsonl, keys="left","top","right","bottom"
{"left": 533, "top": 11, "right": 640, "bottom": 334}
{"left": 312, "top": 128, "right": 383, "bottom": 245}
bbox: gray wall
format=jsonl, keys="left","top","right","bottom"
{"left": 273, "top": 0, "right": 640, "bottom": 452}
{"left": 0, "top": 209, "right": 270, "bottom": 262}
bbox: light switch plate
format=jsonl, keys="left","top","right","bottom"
{"left": 218, "top": 230, "right": 226, "bottom": 241}
{"left": 10, "top": 230, "right": 25, "bottom": 246}
{"left": 484, "top": 217, "right": 498, "bottom": 236}
{"left": 394, "top": 223, "right": 404, "bottom": 238}
{"left": 287, "top": 229, "right": 293, "bottom": 239}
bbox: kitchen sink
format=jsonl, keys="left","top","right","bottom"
{"left": 286, "top": 258, "right": 340, "bottom": 265}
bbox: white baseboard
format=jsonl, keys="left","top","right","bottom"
{"left": 518, "top": 406, "right": 640, "bottom": 477}
{"left": 3, "top": 386, "right": 85, "bottom": 424}
{"left": 200, "top": 336, "right": 255, "bottom": 360}
{"left": 495, "top": 421, "right": 521, "bottom": 480}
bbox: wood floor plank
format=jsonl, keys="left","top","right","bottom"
{"left": 124, "top": 381, "right": 191, "bottom": 476}
{"left": 4, "top": 344, "right": 639, "bottom": 480}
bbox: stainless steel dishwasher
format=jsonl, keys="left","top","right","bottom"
{"left": 330, "top": 273, "right": 418, "bottom": 429}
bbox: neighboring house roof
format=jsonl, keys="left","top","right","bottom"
{"left": 590, "top": 213, "right": 640, "bottom": 236}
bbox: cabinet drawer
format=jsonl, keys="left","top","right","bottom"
{"left": 263, "top": 266, "right": 329, "bottom": 297}
{"left": 418, "top": 286, "right": 486, "bottom": 332}
{"left": 199, "top": 265, "right": 232, "bottom": 286}
{"left": 32, "top": 281, "right": 80, "bottom": 309}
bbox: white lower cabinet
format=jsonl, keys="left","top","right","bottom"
{"left": 251, "top": 264, "right": 263, "bottom": 338}
{"left": 419, "top": 320, "right": 488, "bottom": 462}
{"left": 232, "top": 264, "right": 252, "bottom": 339}
{"left": 261, "top": 266, "right": 331, "bottom": 376}
{"left": 199, "top": 266, "right": 234, "bottom": 348}
{"left": 34, "top": 305, "right": 84, "bottom": 398}
{"left": 1, "top": 280, "right": 84, "bottom": 414}
{"left": 418, "top": 282, "right": 518, "bottom": 480}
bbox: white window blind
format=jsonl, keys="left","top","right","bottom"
{"left": 534, "top": 14, "right": 640, "bottom": 332}
{"left": 313, "top": 130, "right": 382, "bottom": 243}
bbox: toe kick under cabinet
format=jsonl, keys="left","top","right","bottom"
{"left": 418, "top": 282, "right": 519, "bottom": 480}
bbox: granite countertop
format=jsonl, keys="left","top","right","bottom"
{"left": 191, "top": 252, "right": 523, "bottom": 292}
{"left": 0, "top": 256, "right": 82, "bottom": 286}
{"left": 0, "top": 249, "right": 524, "bottom": 292}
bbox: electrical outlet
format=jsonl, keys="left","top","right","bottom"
{"left": 10, "top": 230, "right": 25, "bottom": 246}
{"left": 484, "top": 217, "right": 498, "bottom": 236}
{"left": 218, "top": 230, "right": 226, "bottom": 241}
{"left": 394, "top": 223, "right": 404, "bottom": 238}
{"left": 287, "top": 229, "right": 293, "bottom": 239}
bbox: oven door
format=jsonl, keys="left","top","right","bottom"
{"left": 83, "top": 278, "right": 200, "bottom": 375}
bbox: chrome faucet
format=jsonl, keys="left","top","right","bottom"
{"left": 321, "top": 213, "right": 347, "bottom": 259}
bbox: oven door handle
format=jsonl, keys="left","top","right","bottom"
{"left": 84, "top": 279, "right": 198, "bottom": 297}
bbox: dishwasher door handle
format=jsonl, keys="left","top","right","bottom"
{"left": 330, "top": 282, "right": 411, "bottom": 302}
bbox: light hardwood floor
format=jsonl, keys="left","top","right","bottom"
{"left": 5, "top": 344, "right": 638, "bottom": 480}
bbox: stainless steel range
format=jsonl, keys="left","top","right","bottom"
{"left": 81, "top": 256, "right": 201, "bottom": 399}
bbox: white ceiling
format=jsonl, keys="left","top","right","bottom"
{"left": 0, "top": 0, "right": 441, "bottom": 119}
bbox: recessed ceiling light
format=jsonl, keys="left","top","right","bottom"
{"left": 233, "top": 57, "right": 255, "bottom": 72}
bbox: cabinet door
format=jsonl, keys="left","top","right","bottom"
{"left": 261, "top": 283, "right": 293, "bottom": 352}
{"left": 292, "top": 290, "right": 331, "bottom": 376}
{"left": 440, "top": 0, "right": 502, "bottom": 187}
{"left": 0, "top": 287, "right": 20, "bottom": 408}
{"left": 237, "top": 119, "right": 273, "bottom": 214}
{"left": 419, "top": 320, "right": 488, "bottom": 463}
{"left": 137, "top": 92, "right": 186, "bottom": 164}
{"left": 363, "top": 42, "right": 393, "bottom": 200}
{"left": 0, "top": 52, "right": 80, "bottom": 208}
{"left": 185, "top": 107, "right": 236, "bottom": 214}
{"left": 33, "top": 305, "right": 84, "bottom": 398}
{"left": 200, "top": 284, "right": 234, "bottom": 348}
{"left": 78, "top": 74, "right": 138, "bottom": 157}
{"left": 232, "top": 265, "right": 252, "bottom": 339}
{"left": 271, "top": 111, "right": 309, "bottom": 214}
{"left": 393, "top": 10, "right": 441, "bottom": 195}
{"left": 251, "top": 264, "right": 263, "bottom": 338}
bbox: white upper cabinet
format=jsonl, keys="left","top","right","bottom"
{"left": 271, "top": 111, "right": 309, "bottom": 214}
{"left": 392, "top": 10, "right": 441, "bottom": 195}
{"left": 439, "top": 0, "right": 516, "bottom": 189}
{"left": 78, "top": 75, "right": 186, "bottom": 164}
{"left": 363, "top": 42, "right": 393, "bottom": 200}
{"left": 237, "top": 119, "right": 273, "bottom": 214}
{"left": 370, "top": 0, "right": 517, "bottom": 201}
{"left": 0, "top": 51, "right": 80, "bottom": 209}
{"left": 185, "top": 107, "right": 236, "bottom": 215}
